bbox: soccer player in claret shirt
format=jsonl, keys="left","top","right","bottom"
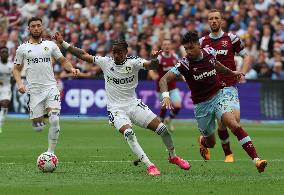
{"left": 53, "top": 32, "right": 190, "bottom": 176}
{"left": 199, "top": 9, "right": 251, "bottom": 163}
{"left": 148, "top": 39, "right": 182, "bottom": 131}
{"left": 160, "top": 31, "right": 267, "bottom": 173}
{"left": 12, "top": 17, "right": 80, "bottom": 154}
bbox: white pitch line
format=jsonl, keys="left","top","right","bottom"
{"left": 1, "top": 159, "right": 284, "bottom": 165}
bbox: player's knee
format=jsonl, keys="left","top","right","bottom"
{"left": 155, "top": 123, "right": 169, "bottom": 136}
{"left": 123, "top": 128, "right": 135, "bottom": 141}
{"left": 206, "top": 139, "right": 216, "bottom": 148}
{"left": 226, "top": 122, "right": 240, "bottom": 133}
{"left": 48, "top": 110, "right": 60, "bottom": 127}
{"left": 32, "top": 121, "right": 46, "bottom": 132}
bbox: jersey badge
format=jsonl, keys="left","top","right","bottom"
{"left": 221, "top": 41, "right": 228, "bottom": 48}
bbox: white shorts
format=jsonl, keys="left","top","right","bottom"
{"left": 107, "top": 99, "right": 157, "bottom": 130}
{"left": 0, "top": 86, "right": 12, "bottom": 101}
{"left": 27, "top": 87, "right": 61, "bottom": 119}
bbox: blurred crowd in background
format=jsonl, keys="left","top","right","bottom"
{"left": 0, "top": 0, "right": 284, "bottom": 80}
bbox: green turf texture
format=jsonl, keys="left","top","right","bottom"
{"left": 0, "top": 119, "right": 283, "bottom": 195}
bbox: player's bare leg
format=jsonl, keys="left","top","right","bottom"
{"left": 198, "top": 133, "right": 216, "bottom": 160}
{"left": 159, "top": 108, "right": 167, "bottom": 122}
{"left": 165, "top": 101, "right": 181, "bottom": 132}
{"left": 147, "top": 117, "right": 190, "bottom": 170}
{"left": 221, "top": 112, "right": 267, "bottom": 173}
{"left": 0, "top": 100, "right": 10, "bottom": 133}
{"left": 119, "top": 124, "right": 159, "bottom": 176}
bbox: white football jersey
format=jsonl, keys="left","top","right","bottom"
{"left": 94, "top": 56, "right": 146, "bottom": 110}
{"left": 14, "top": 40, "right": 63, "bottom": 93}
{"left": 0, "top": 60, "right": 13, "bottom": 89}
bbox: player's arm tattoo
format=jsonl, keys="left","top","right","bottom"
{"left": 215, "top": 61, "right": 234, "bottom": 76}
{"left": 67, "top": 45, "right": 94, "bottom": 63}
{"left": 159, "top": 71, "right": 177, "bottom": 92}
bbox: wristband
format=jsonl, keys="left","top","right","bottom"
{"left": 61, "top": 41, "right": 70, "bottom": 49}
{"left": 162, "top": 92, "right": 170, "bottom": 98}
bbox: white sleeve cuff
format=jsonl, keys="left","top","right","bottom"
{"left": 61, "top": 41, "right": 70, "bottom": 49}
{"left": 162, "top": 92, "right": 170, "bottom": 98}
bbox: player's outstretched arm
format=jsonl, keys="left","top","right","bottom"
{"left": 159, "top": 71, "right": 176, "bottom": 109}
{"left": 143, "top": 50, "right": 162, "bottom": 70}
{"left": 53, "top": 32, "right": 94, "bottom": 63}
{"left": 216, "top": 61, "right": 245, "bottom": 81}
{"left": 12, "top": 64, "right": 25, "bottom": 94}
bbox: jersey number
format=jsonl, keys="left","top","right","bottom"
{"left": 54, "top": 95, "right": 61, "bottom": 102}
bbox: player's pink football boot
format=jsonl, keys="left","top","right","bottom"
{"left": 169, "top": 156, "right": 191, "bottom": 170}
{"left": 147, "top": 164, "right": 160, "bottom": 176}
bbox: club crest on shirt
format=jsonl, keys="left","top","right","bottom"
{"left": 117, "top": 64, "right": 133, "bottom": 74}
{"left": 193, "top": 67, "right": 198, "bottom": 71}
{"left": 44, "top": 47, "right": 49, "bottom": 52}
{"left": 221, "top": 41, "right": 228, "bottom": 48}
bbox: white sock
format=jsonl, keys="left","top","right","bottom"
{"left": 124, "top": 129, "right": 153, "bottom": 167}
{"left": 156, "top": 123, "right": 176, "bottom": 158}
{"left": 47, "top": 111, "right": 60, "bottom": 153}
{"left": 253, "top": 157, "right": 260, "bottom": 164}
{"left": 0, "top": 107, "right": 8, "bottom": 128}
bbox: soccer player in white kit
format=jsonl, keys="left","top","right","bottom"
{"left": 53, "top": 32, "right": 190, "bottom": 176}
{"left": 0, "top": 47, "right": 13, "bottom": 133}
{"left": 12, "top": 17, "right": 80, "bottom": 154}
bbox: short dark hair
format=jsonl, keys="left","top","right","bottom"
{"left": 181, "top": 31, "right": 199, "bottom": 45}
{"left": 0, "top": 46, "right": 8, "bottom": 51}
{"left": 112, "top": 39, "right": 128, "bottom": 49}
{"left": 208, "top": 9, "right": 223, "bottom": 19}
{"left": 28, "top": 17, "right": 42, "bottom": 26}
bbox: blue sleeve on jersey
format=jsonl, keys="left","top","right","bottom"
{"left": 209, "top": 48, "right": 217, "bottom": 58}
{"left": 170, "top": 67, "right": 180, "bottom": 76}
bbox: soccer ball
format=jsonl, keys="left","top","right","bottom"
{"left": 37, "top": 152, "right": 58, "bottom": 173}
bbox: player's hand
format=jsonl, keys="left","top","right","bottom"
{"left": 18, "top": 83, "right": 26, "bottom": 94}
{"left": 232, "top": 71, "right": 245, "bottom": 82}
{"left": 71, "top": 68, "right": 80, "bottom": 77}
{"left": 52, "top": 32, "right": 64, "bottom": 44}
{"left": 151, "top": 50, "right": 162, "bottom": 59}
{"left": 161, "top": 97, "right": 174, "bottom": 110}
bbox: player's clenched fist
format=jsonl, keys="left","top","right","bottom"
{"left": 52, "top": 32, "right": 64, "bottom": 44}
{"left": 71, "top": 67, "right": 80, "bottom": 77}
{"left": 17, "top": 83, "right": 26, "bottom": 94}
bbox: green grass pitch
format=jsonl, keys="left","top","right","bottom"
{"left": 0, "top": 118, "right": 283, "bottom": 194}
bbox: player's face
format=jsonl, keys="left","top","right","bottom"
{"left": 28, "top": 20, "right": 43, "bottom": 39}
{"left": 112, "top": 45, "right": 128, "bottom": 64}
{"left": 0, "top": 48, "right": 9, "bottom": 60}
{"left": 162, "top": 40, "right": 171, "bottom": 53}
{"left": 183, "top": 42, "right": 201, "bottom": 60}
{"left": 208, "top": 12, "right": 222, "bottom": 32}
